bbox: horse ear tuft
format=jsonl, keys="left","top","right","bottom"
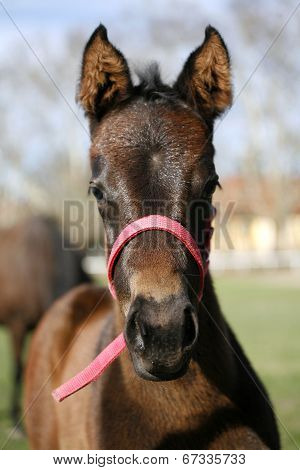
{"left": 174, "top": 26, "right": 232, "bottom": 122}
{"left": 96, "top": 24, "right": 108, "bottom": 41}
{"left": 77, "top": 24, "right": 132, "bottom": 120}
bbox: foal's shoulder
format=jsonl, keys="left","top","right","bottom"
{"left": 32, "top": 284, "right": 113, "bottom": 357}
{"left": 45, "top": 283, "right": 112, "bottom": 328}
{"left": 60, "top": 283, "right": 112, "bottom": 323}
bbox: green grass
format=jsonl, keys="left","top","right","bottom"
{"left": 0, "top": 272, "right": 299, "bottom": 449}
{"left": 213, "top": 271, "right": 300, "bottom": 450}
{"left": 0, "top": 330, "right": 28, "bottom": 449}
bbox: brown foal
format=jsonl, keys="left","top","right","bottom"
{"left": 25, "top": 24, "right": 280, "bottom": 449}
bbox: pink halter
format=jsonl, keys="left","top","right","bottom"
{"left": 52, "top": 213, "right": 214, "bottom": 402}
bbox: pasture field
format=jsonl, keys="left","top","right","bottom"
{"left": 0, "top": 271, "right": 299, "bottom": 450}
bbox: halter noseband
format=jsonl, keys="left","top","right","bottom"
{"left": 52, "top": 212, "right": 214, "bottom": 402}
{"left": 107, "top": 214, "right": 212, "bottom": 300}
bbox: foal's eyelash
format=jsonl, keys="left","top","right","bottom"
{"left": 87, "top": 182, "right": 94, "bottom": 196}
{"left": 212, "top": 174, "right": 222, "bottom": 190}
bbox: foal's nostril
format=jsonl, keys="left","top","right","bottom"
{"left": 182, "top": 307, "right": 198, "bottom": 351}
{"left": 136, "top": 317, "right": 148, "bottom": 338}
{"left": 126, "top": 309, "right": 147, "bottom": 353}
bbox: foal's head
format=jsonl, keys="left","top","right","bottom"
{"left": 78, "top": 24, "right": 232, "bottom": 381}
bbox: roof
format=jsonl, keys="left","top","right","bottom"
{"left": 214, "top": 175, "right": 300, "bottom": 217}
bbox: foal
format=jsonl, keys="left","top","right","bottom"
{"left": 25, "top": 25, "right": 280, "bottom": 449}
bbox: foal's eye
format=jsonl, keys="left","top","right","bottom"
{"left": 202, "top": 176, "right": 220, "bottom": 198}
{"left": 89, "top": 184, "right": 104, "bottom": 202}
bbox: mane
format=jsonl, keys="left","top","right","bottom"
{"left": 133, "top": 63, "right": 179, "bottom": 102}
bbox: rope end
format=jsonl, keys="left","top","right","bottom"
{"left": 52, "top": 388, "right": 64, "bottom": 403}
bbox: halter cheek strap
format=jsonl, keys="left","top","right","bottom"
{"left": 52, "top": 213, "right": 214, "bottom": 402}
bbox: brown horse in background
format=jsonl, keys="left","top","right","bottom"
{"left": 0, "top": 215, "right": 89, "bottom": 424}
{"left": 25, "top": 25, "right": 280, "bottom": 449}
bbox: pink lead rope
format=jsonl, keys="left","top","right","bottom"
{"left": 52, "top": 213, "right": 214, "bottom": 402}
{"left": 52, "top": 333, "right": 126, "bottom": 402}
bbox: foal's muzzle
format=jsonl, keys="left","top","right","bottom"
{"left": 107, "top": 214, "right": 214, "bottom": 381}
{"left": 125, "top": 295, "right": 199, "bottom": 381}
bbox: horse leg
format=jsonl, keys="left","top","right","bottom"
{"left": 9, "top": 322, "right": 26, "bottom": 426}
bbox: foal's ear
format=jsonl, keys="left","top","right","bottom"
{"left": 174, "top": 26, "right": 232, "bottom": 122}
{"left": 77, "top": 24, "right": 132, "bottom": 119}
